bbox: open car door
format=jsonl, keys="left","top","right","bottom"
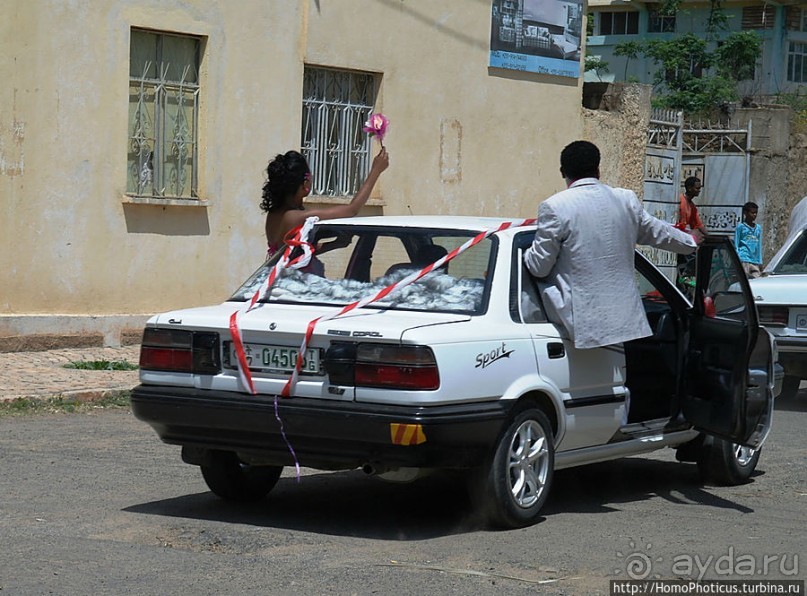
{"left": 682, "top": 237, "right": 774, "bottom": 449}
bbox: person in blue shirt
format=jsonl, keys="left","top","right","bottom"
{"left": 734, "top": 202, "right": 763, "bottom": 278}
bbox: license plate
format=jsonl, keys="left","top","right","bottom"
{"left": 226, "top": 342, "right": 322, "bottom": 374}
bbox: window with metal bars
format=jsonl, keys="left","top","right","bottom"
{"left": 648, "top": 11, "right": 676, "bottom": 33}
{"left": 787, "top": 41, "right": 807, "bottom": 83}
{"left": 301, "top": 66, "right": 377, "bottom": 198}
{"left": 127, "top": 29, "right": 200, "bottom": 199}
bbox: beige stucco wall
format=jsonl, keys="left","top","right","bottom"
{"left": 304, "top": 2, "right": 581, "bottom": 217}
{"left": 1, "top": 0, "right": 585, "bottom": 341}
{"left": 1, "top": 1, "right": 305, "bottom": 316}
{"left": 582, "top": 83, "right": 652, "bottom": 195}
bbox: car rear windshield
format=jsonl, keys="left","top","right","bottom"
{"left": 230, "top": 225, "right": 495, "bottom": 315}
{"left": 771, "top": 231, "right": 807, "bottom": 274}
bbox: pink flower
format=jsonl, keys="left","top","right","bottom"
{"left": 362, "top": 113, "right": 389, "bottom": 143}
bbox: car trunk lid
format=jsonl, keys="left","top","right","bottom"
{"left": 142, "top": 302, "right": 469, "bottom": 400}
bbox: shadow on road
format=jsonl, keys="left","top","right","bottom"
{"left": 125, "top": 469, "right": 484, "bottom": 540}
{"left": 546, "top": 458, "right": 755, "bottom": 516}
{"left": 773, "top": 387, "right": 807, "bottom": 413}
{"left": 124, "top": 455, "right": 754, "bottom": 539}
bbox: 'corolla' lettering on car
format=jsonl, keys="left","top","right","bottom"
{"left": 352, "top": 331, "right": 383, "bottom": 337}
{"left": 475, "top": 342, "right": 514, "bottom": 369}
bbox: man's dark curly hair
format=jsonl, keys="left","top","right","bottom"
{"left": 260, "top": 150, "right": 311, "bottom": 213}
{"left": 560, "top": 140, "right": 600, "bottom": 181}
{"left": 684, "top": 176, "right": 701, "bottom": 192}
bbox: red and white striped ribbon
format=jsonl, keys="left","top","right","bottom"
{"left": 280, "top": 218, "right": 536, "bottom": 397}
{"left": 229, "top": 217, "right": 319, "bottom": 394}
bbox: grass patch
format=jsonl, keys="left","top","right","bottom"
{"left": 64, "top": 360, "right": 139, "bottom": 371}
{"left": 0, "top": 391, "right": 131, "bottom": 418}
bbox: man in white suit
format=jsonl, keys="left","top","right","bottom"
{"left": 524, "top": 140, "right": 698, "bottom": 349}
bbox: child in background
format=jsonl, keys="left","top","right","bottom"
{"left": 734, "top": 202, "right": 763, "bottom": 278}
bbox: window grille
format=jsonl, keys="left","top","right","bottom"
{"left": 128, "top": 30, "right": 200, "bottom": 199}
{"left": 648, "top": 11, "right": 676, "bottom": 33}
{"left": 301, "top": 67, "right": 376, "bottom": 197}
{"left": 787, "top": 42, "right": 807, "bottom": 83}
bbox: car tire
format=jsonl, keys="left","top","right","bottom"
{"left": 697, "top": 436, "right": 760, "bottom": 486}
{"left": 471, "top": 408, "right": 554, "bottom": 529}
{"left": 200, "top": 450, "right": 283, "bottom": 501}
{"left": 780, "top": 375, "right": 802, "bottom": 400}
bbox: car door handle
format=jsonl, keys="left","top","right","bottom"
{"left": 547, "top": 342, "right": 565, "bottom": 359}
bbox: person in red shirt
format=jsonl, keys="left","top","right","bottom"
{"left": 675, "top": 176, "right": 707, "bottom": 297}
{"left": 677, "top": 176, "right": 707, "bottom": 241}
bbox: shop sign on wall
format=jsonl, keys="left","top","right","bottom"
{"left": 489, "top": 0, "right": 583, "bottom": 78}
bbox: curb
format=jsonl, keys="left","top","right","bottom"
{"left": 0, "top": 331, "right": 143, "bottom": 353}
{"left": 1, "top": 387, "right": 135, "bottom": 405}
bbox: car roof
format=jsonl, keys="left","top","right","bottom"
{"left": 317, "top": 215, "right": 536, "bottom": 235}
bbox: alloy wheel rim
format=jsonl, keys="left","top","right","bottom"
{"left": 733, "top": 443, "right": 756, "bottom": 467}
{"left": 508, "top": 419, "right": 549, "bottom": 508}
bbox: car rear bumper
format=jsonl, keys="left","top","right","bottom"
{"left": 131, "top": 384, "right": 509, "bottom": 470}
{"left": 774, "top": 335, "right": 807, "bottom": 353}
{"left": 771, "top": 336, "right": 807, "bottom": 378}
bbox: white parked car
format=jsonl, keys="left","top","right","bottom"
{"left": 132, "top": 216, "right": 775, "bottom": 528}
{"left": 749, "top": 205, "right": 807, "bottom": 400}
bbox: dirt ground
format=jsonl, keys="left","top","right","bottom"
{"left": 0, "top": 389, "right": 804, "bottom": 595}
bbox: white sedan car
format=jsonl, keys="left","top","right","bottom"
{"left": 749, "top": 202, "right": 807, "bottom": 400}
{"left": 132, "top": 216, "right": 775, "bottom": 528}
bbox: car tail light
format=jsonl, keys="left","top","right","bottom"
{"left": 757, "top": 305, "right": 788, "bottom": 326}
{"left": 140, "top": 328, "right": 221, "bottom": 374}
{"left": 324, "top": 343, "right": 439, "bottom": 390}
{"left": 356, "top": 344, "right": 439, "bottom": 390}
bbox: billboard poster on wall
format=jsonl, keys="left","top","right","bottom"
{"left": 489, "top": 0, "right": 583, "bottom": 78}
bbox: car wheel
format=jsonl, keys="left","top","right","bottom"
{"left": 471, "top": 408, "right": 554, "bottom": 529}
{"left": 697, "top": 436, "right": 760, "bottom": 486}
{"left": 200, "top": 450, "right": 283, "bottom": 501}
{"left": 780, "top": 375, "right": 802, "bottom": 400}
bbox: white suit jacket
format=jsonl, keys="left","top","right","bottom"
{"left": 523, "top": 178, "right": 697, "bottom": 349}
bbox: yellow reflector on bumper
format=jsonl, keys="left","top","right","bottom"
{"left": 390, "top": 423, "right": 426, "bottom": 445}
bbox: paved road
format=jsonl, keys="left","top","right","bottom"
{"left": 0, "top": 392, "right": 804, "bottom": 595}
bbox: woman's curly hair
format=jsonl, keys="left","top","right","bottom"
{"left": 260, "top": 150, "right": 310, "bottom": 213}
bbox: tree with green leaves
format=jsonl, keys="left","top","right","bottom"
{"left": 715, "top": 31, "right": 762, "bottom": 81}
{"left": 644, "top": 31, "right": 760, "bottom": 113}
{"left": 584, "top": 55, "right": 610, "bottom": 82}
{"left": 614, "top": 41, "right": 642, "bottom": 81}
{"left": 594, "top": 0, "right": 762, "bottom": 115}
